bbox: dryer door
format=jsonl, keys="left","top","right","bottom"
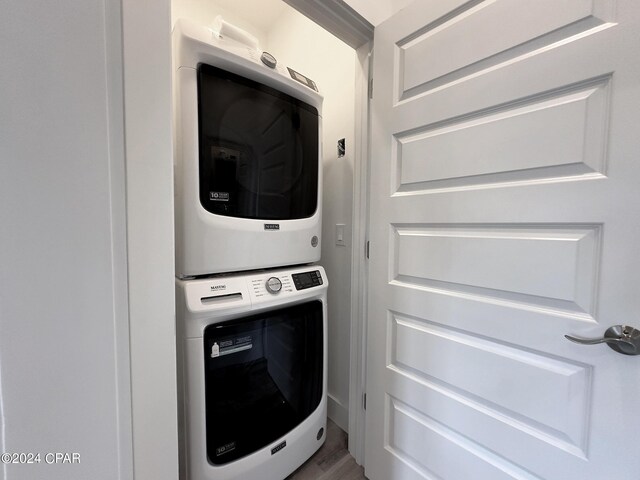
{"left": 197, "top": 64, "right": 319, "bottom": 221}
{"left": 203, "top": 300, "right": 323, "bottom": 465}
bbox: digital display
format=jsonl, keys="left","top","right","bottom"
{"left": 287, "top": 67, "right": 318, "bottom": 91}
{"left": 297, "top": 273, "right": 313, "bottom": 288}
{"left": 292, "top": 270, "right": 322, "bottom": 290}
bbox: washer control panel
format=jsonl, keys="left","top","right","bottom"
{"left": 181, "top": 266, "right": 327, "bottom": 320}
{"left": 265, "top": 277, "right": 282, "bottom": 294}
{"left": 250, "top": 274, "right": 294, "bottom": 298}
{"left": 292, "top": 270, "right": 323, "bottom": 290}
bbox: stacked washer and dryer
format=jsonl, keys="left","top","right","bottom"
{"left": 173, "top": 18, "right": 328, "bottom": 480}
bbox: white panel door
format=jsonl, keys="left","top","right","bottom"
{"left": 365, "top": 1, "right": 640, "bottom": 479}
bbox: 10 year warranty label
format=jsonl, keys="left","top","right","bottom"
{"left": 1, "top": 452, "right": 80, "bottom": 464}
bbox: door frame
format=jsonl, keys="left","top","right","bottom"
{"left": 121, "top": 0, "right": 179, "bottom": 479}
{"left": 279, "top": 0, "right": 374, "bottom": 465}
{"left": 348, "top": 41, "right": 372, "bottom": 466}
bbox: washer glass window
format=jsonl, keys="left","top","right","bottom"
{"left": 203, "top": 300, "right": 323, "bottom": 464}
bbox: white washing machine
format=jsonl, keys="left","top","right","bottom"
{"left": 176, "top": 266, "right": 328, "bottom": 480}
{"left": 173, "top": 19, "right": 323, "bottom": 278}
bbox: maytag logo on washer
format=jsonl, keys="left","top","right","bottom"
{"left": 264, "top": 223, "right": 280, "bottom": 230}
{"left": 271, "top": 440, "right": 286, "bottom": 455}
{"left": 210, "top": 284, "right": 226, "bottom": 291}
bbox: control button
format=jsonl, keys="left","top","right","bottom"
{"left": 265, "top": 277, "right": 282, "bottom": 294}
{"left": 260, "top": 52, "right": 277, "bottom": 68}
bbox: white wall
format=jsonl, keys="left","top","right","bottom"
{"left": 171, "top": 0, "right": 269, "bottom": 48}
{"left": 266, "top": 8, "right": 356, "bottom": 432}
{"left": 0, "top": 1, "right": 132, "bottom": 479}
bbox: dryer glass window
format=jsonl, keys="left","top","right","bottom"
{"left": 203, "top": 300, "right": 323, "bottom": 465}
{"left": 197, "top": 64, "right": 319, "bottom": 220}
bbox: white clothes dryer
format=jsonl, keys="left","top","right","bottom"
{"left": 176, "top": 266, "right": 328, "bottom": 480}
{"left": 173, "top": 19, "right": 323, "bottom": 278}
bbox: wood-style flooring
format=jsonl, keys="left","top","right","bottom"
{"left": 286, "top": 420, "right": 367, "bottom": 480}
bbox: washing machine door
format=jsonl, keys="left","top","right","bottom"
{"left": 197, "top": 63, "right": 319, "bottom": 221}
{"left": 203, "top": 300, "right": 323, "bottom": 465}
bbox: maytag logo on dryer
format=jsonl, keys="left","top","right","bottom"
{"left": 210, "top": 284, "right": 226, "bottom": 291}
{"left": 271, "top": 440, "right": 286, "bottom": 455}
{"left": 264, "top": 223, "right": 280, "bottom": 230}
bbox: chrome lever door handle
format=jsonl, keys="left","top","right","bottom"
{"left": 564, "top": 325, "right": 640, "bottom": 355}
{"left": 564, "top": 335, "right": 629, "bottom": 346}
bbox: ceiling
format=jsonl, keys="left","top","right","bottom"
{"left": 212, "top": 0, "right": 412, "bottom": 29}
{"left": 211, "top": 0, "right": 289, "bottom": 33}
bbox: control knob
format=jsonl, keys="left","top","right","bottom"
{"left": 265, "top": 277, "right": 282, "bottom": 294}
{"left": 260, "top": 52, "right": 277, "bottom": 68}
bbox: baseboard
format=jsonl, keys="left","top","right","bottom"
{"left": 327, "top": 393, "right": 349, "bottom": 432}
